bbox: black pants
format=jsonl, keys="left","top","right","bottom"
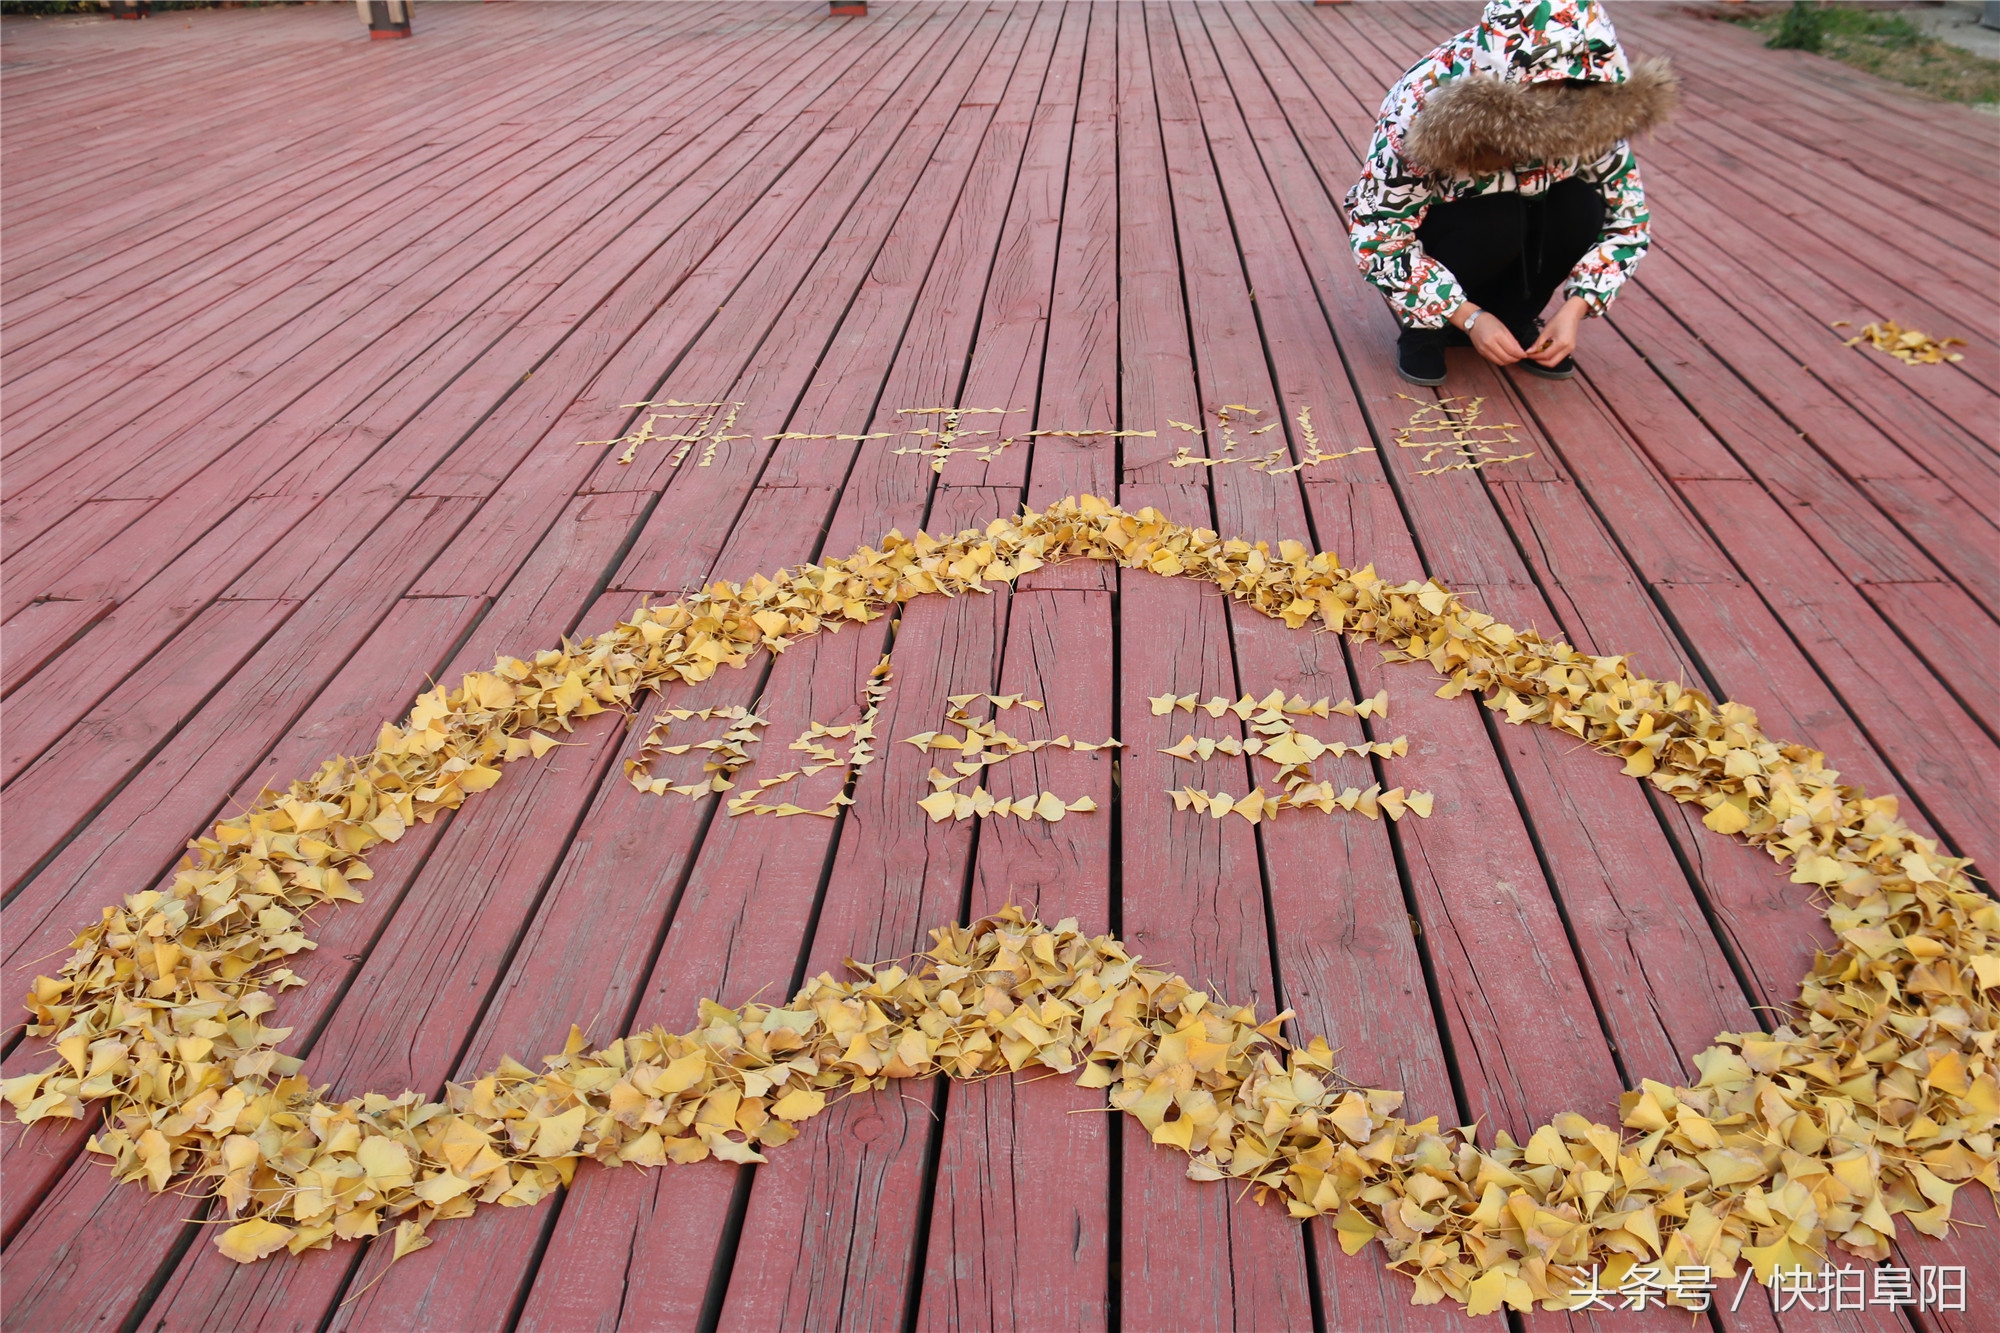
{"left": 1413, "top": 177, "right": 1605, "bottom": 332}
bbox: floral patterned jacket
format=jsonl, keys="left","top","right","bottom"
{"left": 1344, "top": 1, "right": 1656, "bottom": 330}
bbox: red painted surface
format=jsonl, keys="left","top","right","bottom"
{"left": 2, "top": 2, "right": 1991, "bottom": 1328}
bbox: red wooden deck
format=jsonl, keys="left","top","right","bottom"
{"left": 2, "top": 2, "right": 1994, "bottom": 1329}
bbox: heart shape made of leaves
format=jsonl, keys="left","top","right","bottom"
{"left": 10, "top": 496, "right": 1992, "bottom": 1314}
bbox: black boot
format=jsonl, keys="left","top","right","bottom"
{"left": 1520, "top": 351, "right": 1576, "bottom": 380}
{"left": 1508, "top": 317, "right": 1576, "bottom": 380}
{"left": 1397, "top": 327, "right": 1447, "bottom": 387}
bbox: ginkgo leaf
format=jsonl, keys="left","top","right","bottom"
{"left": 771, "top": 1088, "right": 825, "bottom": 1121}
{"left": 218, "top": 1219, "right": 294, "bottom": 1264}
{"left": 531, "top": 1106, "right": 588, "bottom": 1158}
{"left": 392, "top": 1220, "right": 431, "bottom": 1262}
{"left": 27, "top": 495, "right": 1989, "bottom": 1321}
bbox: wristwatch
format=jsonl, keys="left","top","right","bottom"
{"left": 1462, "top": 308, "right": 1483, "bottom": 334}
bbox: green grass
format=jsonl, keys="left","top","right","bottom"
{"left": 1729, "top": 2, "right": 2000, "bottom": 105}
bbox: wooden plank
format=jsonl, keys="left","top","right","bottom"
{"left": 1, "top": 4, "right": 681, "bottom": 300}
{"left": 1645, "top": 191, "right": 1996, "bottom": 437}
{"left": 598, "top": 28, "right": 1032, "bottom": 592}
{"left": 1640, "top": 136, "right": 1996, "bottom": 361}
{"left": 1110, "top": 498, "right": 1318, "bottom": 1331}
{"left": 0, "top": 498, "right": 460, "bottom": 924}
{"left": 0, "top": 7, "right": 831, "bottom": 565}
{"left": 2, "top": 12, "right": 774, "bottom": 497}
{"left": 1483, "top": 473, "right": 1833, "bottom": 1009}
{"left": 1019, "top": 2, "right": 1119, "bottom": 517}
{"left": 1618, "top": 251, "right": 1997, "bottom": 600}
{"left": 1107, "top": 8, "right": 1318, "bottom": 1324}
{"left": 704, "top": 17, "right": 1085, "bottom": 1330}
{"left": 1600, "top": 284, "right": 1998, "bottom": 709}
{"left": 135, "top": 493, "right": 672, "bottom": 1328}
{"left": 1, "top": 4, "right": 695, "bottom": 358}
{"left": 0, "top": 597, "right": 113, "bottom": 698}
{"left": 509, "top": 18, "right": 1066, "bottom": 1328}
{"left": 917, "top": 10, "right": 1119, "bottom": 1327}
{"left": 0, "top": 3, "right": 499, "bottom": 211}
{"left": 392, "top": 7, "right": 961, "bottom": 520}
{"left": 916, "top": 588, "right": 1115, "bottom": 1332}
{"left": 713, "top": 564, "right": 1009, "bottom": 1332}
{"left": 306, "top": 10, "right": 1043, "bottom": 1329}
{"left": 1629, "top": 227, "right": 1999, "bottom": 534}
{"left": 1, "top": 499, "right": 151, "bottom": 624}
{"left": 5, "top": 118, "right": 619, "bottom": 482}
{"left": 1665, "top": 112, "right": 1996, "bottom": 296}
{"left": 0, "top": 5, "right": 900, "bottom": 788}
{"left": 0, "top": 495, "right": 510, "bottom": 1026}
{"left": 1, "top": 6, "right": 723, "bottom": 359}
{"left": 925, "top": 2, "right": 1084, "bottom": 499}
{"left": 0, "top": 495, "right": 311, "bottom": 784}
{"left": 0, "top": 593, "right": 479, "bottom": 1243}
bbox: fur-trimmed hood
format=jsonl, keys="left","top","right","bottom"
{"left": 1404, "top": 57, "right": 1678, "bottom": 176}
{"left": 1344, "top": 1, "right": 1664, "bottom": 330}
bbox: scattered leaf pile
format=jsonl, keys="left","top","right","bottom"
{"left": 768, "top": 407, "right": 1157, "bottom": 475}
{"left": 1835, "top": 319, "right": 1967, "bottom": 366}
{"left": 905, "top": 690, "right": 1118, "bottom": 823}
{"left": 627, "top": 704, "right": 768, "bottom": 798}
{"left": 1150, "top": 688, "right": 1389, "bottom": 720}
{"left": 6, "top": 496, "right": 1991, "bottom": 1314}
{"left": 917, "top": 788, "right": 1098, "bottom": 823}
{"left": 890, "top": 405, "right": 1021, "bottom": 472}
{"left": 1161, "top": 734, "right": 1406, "bottom": 762}
{"left": 726, "top": 656, "right": 892, "bottom": 818}
{"left": 1291, "top": 403, "right": 1378, "bottom": 470}
{"left": 1395, "top": 394, "right": 1535, "bottom": 476}
{"left": 1169, "top": 783, "right": 1432, "bottom": 823}
{"left": 1155, "top": 685, "right": 1432, "bottom": 824}
{"left": 1169, "top": 403, "right": 1375, "bottom": 475}
{"left": 581, "top": 398, "right": 749, "bottom": 468}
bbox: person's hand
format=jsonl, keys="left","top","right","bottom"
{"left": 1528, "top": 296, "right": 1590, "bottom": 367}
{"left": 1468, "top": 315, "right": 1526, "bottom": 365}
{"left": 1452, "top": 304, "right": 1524, "bottom": 365}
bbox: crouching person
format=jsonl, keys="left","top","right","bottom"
{"left": 1345, "top": 0, "right": 1676, "bottom": 386}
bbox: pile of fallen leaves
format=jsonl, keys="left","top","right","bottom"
{"left": 1836, "top": 319, "right": 1967, "bottom": 366}
{"left": 5, "top": 496, "right": 1992, "bottom": 1313}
